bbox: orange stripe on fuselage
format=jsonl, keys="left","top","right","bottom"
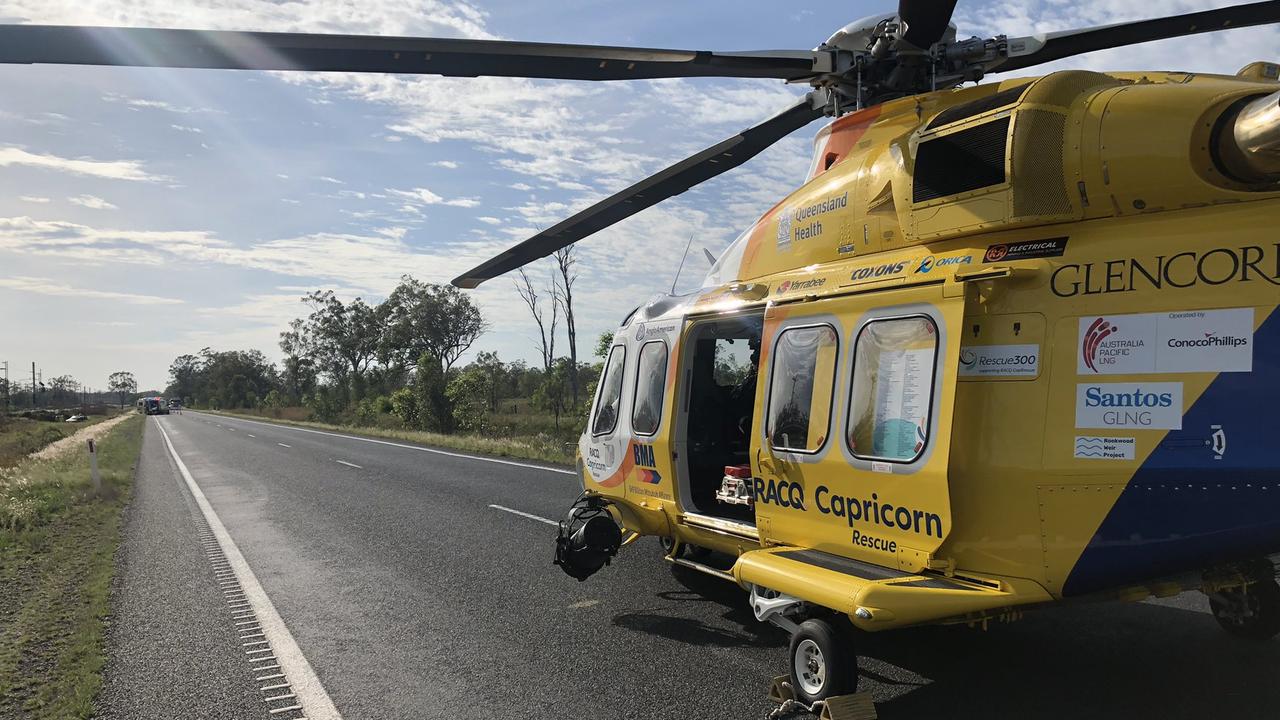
{"left": 738, "top": 104, "right": 884, "bottom": 280}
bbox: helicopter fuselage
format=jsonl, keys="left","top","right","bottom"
{"left": 575, "top": 66, "right": 1280, "bottom": 630}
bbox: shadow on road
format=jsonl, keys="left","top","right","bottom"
{"left": 624, "top": 556, "right": 1280, "bottom": 719}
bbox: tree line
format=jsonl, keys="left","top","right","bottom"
{"left": 165, "top": 259, "right": 606, "bottom": 439}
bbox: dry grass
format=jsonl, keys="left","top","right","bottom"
{"left": 0, "top": 414, "right": 143, "bottom": 718}
{"left": 207, "top": 410, "right": 576, "bottom": 466}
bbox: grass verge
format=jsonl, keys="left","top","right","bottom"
{"left": 0, "top": 414, "right": 144, "bottom": 719}
{"left": 0, "top": 414, "right": 117, "bottom": 468}
{"left": 205, "top": 409, "right": 575, "bottom": 466}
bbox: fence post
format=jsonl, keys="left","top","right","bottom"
{"left": 88, "top": 438, "right": 101, "bottom": 496}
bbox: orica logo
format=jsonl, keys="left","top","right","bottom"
{"left": 915, "top": 256, "right": 935, "bottom": 274}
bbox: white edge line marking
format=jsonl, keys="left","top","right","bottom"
{"left": 278, "top": 443, "right": 292, "bottom": 448}
{"left": 192, "top": 411, "right": 574, "bottom": 476}
{"left": 155, "top": 420, "right": 342, "bottom": 720}
{"left": 489, "top": 504, "right": 559, "bottom": 526}
{"left": 335, "top": 460, "right": 362, "bottom": 469}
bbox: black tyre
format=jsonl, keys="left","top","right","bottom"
{"left": 658, "top": 536, "right": 711, "bottom": 560}
{"left": 788, "top": 618, "right": 858, "bottom": 704}
{"left": 1210, "top": 578, "right": 1280, "bottom": 640}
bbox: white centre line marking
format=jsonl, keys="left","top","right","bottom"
{"left": 193, "top": 412, "right": 573, "bottom": 476}
{"left": 335, "top": 460, "right": 362, "bottom": 469}
{"left": 277, "top": 443, "right": 292, "bottom": 448}
{"left": 154, "top": 421, "right": 342, "bottom": 720}
{"left": 248, "top": 434, "right": 257, "bottom": 438}
{"left": 489, "top": 504, "right": 558, "bottom": 526}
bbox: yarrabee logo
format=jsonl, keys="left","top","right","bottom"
{"left": 1075, "top": 382, "right": 1183, "bottom": 430}
{"left": 914, "top": 254, "right": 973, "bottom": 274}
{"left": 1078, "top": 309, "right": 1253, "bottom": 374}
{"left": 776, "top": 277, "right": 826, "bottom": 294}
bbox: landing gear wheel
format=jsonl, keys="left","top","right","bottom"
{"left": 658, "top": 536, "right": 711, "bottom": 560}
{"left": 788, "top": 618, "right": 858, "bottom": 704}
{"left": 1210, "top": 578, "right": 1280, "bottom": 640}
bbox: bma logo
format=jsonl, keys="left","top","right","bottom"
{"left": 1082, "top": 317, "right": 1121, "bottom": 373}
{"left": 632, "top": 442, "right": 657, "bottom": 468}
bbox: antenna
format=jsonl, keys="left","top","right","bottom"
{"left": 670, "top": 233, "right": 694, "bottom": 294}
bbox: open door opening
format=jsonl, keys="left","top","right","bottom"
{"left": 676, "top": 312, "right": 764, "bottom": 525}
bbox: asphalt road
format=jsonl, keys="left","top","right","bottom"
{"left": 102, "top": 413, "right": 1280, "bottom": 720}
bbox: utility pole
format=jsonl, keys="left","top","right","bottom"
{"left": 31, "top": 362, "right": 36, "bottom": 409}
{"left": 1, "top": 361, "right": 8, "bottom": 413}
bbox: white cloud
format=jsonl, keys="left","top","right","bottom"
{"left": 431, "top": 160, "right": 460, "bottom": 169}
{"left": 19, "top": 195, "right": 49, "bottom": 203}
{"left": 0, "top": 276, "right": 183, "bottom": 305}
{"left": 477, "top": 216, "right": 502, "bottom": 225}
{"left": 0, "top": 147, "right": 162, "bottom": 182}
{"left": 68, "top": 195, "right": 118, "bottom": 210}
{"left": 170, "top": 124, "right": 203, "bottom": 133}
{"left": 317, "top": 175, "right": 345, "bottom": 184}
{"left": 388, "top": 186, "right": 481, "bottom": 208}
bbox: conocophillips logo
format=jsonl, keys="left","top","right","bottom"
{"left": 1166, "top": 331, "right": 1249, "bottom": 349}
{"left": 1081, "top": 317, "right": 1118, "bottom": 373}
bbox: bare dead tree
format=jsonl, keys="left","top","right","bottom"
{"left": 553, "top": 245, "right": 580, "bottom": 405}
{"left": 514, "top": 265, "right": 558, "bottom": 373}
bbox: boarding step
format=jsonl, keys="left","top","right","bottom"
{"left": 734, "top": 546, "right": 1043, "bottom": 630}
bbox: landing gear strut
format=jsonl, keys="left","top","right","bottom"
{"left": 1209, "top": 578, "right": 1280, "bottom": 640}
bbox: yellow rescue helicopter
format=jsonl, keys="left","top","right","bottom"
{"left": 6, "top": 0, "right": 1280, "bottom": 704}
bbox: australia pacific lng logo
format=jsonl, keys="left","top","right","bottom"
{"left": 1081, "top": 317, "right": 1118, "bottom": 373}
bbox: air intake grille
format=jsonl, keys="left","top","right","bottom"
{"left": 926, "top": 83, "right": 1030, "bottom": 130}
{"left": 1012, "top": 109, "right": 1072, "bottom": 218}
{"left": 912, "top": 117, "right": 1010, "bottom": 203}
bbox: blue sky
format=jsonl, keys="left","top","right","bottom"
{"left": 0, "top": 0, "right": 1276, "bottom": 391}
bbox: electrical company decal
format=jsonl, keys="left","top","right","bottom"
{"left": 983, "top": 237, "right": 1068, "bottom": 263}
{"left": 1075, "top": 382, "right": 1183, "bottom": 430}
{"left": 1078, "top": 308, "right": 1253, "bottom": 374}
{"left": 958, "top": 344, "right": 1039, "bottom": 377}
{"left": 1074, "top": 435, "right": 1136, "bottom": 460}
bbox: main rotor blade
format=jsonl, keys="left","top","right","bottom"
{"left": 452, "top": 94, "right": 826, "bottom": 289}
{"left": 991, "top": 1, "right": 1280, "bottom": 74}
{"left": 0, "top": 24, "right": 823, "bottom": 81}
{"left": 898, "top": 0, "right": 959, "bottom": 49}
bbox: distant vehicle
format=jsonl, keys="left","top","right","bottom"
{"left": 167, "top": 399, "right": 182, "bottom": 409}
{"left": 136, "top": 397, "right": 168, "bottom": 415}
{"left": 64, "top": 414, "right": 87, "bottom": 423}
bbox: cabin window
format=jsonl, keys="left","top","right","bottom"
{"left": 631, "top": 341, "right": 668, "bottom": 436}
{"left": 592, "top": 346, "right": 626, "bottom": 436}
{"left": 766, "top": 324, "right": 839, "bottom": 453}
{"left": 846, "top": 316, "right": 938, "bottom": 463}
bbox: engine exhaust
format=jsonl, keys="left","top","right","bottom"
{"left": 1216, "top": 89, "right": 1280, "bottom": 182}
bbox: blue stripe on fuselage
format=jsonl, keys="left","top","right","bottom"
{"left": 1063, "top": 306, "right": 1280, "bottom": 597}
